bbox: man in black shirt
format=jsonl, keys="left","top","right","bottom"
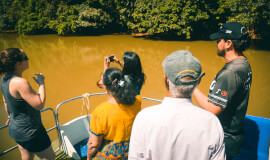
{"left": 193, "top": 22, "right": 252, "bottom": 160}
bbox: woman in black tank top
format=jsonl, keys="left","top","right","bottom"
{"left": 0, "top": 48, "right": 55, "bottom": 160}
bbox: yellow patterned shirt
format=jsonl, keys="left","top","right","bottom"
{"left": 90, "top": 96, "right": 142, "bottom": 159}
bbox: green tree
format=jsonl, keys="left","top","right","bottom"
{"left": 75, "top": 4, "right": 112, "bottom": 34}
{"left": 85, "top": 0, "right": 136, "bottom": 32}
{"left": 16, "top": 0, "right": 59, "bottom": 34}
{"left": 48, "top": 3, "right": 113, "bottom": 35}
{"left": 218, "top": 0, "right": 270, "bottom": 40}
{"left": 128, "top": 0, "right": 213, "bottom": 39}
{"left": 1, "top": 0, "right": 269, "bottom": 41}
{"left": 0, "top": 0, "right": 26, "bottom": 30}
{"left": 48, "top": 3, "right": 79, "bottom": 35}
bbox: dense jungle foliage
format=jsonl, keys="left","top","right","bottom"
{"left": 0, "top": 0, "right": 269, "bottom": 40}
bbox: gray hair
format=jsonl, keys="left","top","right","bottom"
{"left": 168, "top": 80, "right": 198, "bottom": 98}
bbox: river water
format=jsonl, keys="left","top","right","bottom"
{"left": 0, "top": 33, "right": 269, "bottom": 159}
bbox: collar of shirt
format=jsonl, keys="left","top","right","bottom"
{"left": 162, "top": 97, "right": 194, "bottom": 107}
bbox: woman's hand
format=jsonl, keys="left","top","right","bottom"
{"left": 111, "top": 54, "right": 123, "bottom": 68}
{"left": 33, "top": 73, "right": 45, "bottom": 86}
{"left": 5, "top": 118, "right": 10, "bottom": 125}
{"left": 105, "top": 54, "right": 122, "bottom": 70}
{"left": 111, "top": 54, "right": 119, "bottom": 62}
{"left": 104, "top": 56, "right": 110, "bottom": 71}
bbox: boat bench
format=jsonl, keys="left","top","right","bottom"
{"left": 74, "top": 138, "right": 88, "bottom": 159}
{"left": 233, "top": 115, "right": 270, "bottom": 160}
{"left": 60, "top": 115, "right": 91, "bottom": 159}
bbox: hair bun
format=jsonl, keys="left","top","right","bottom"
{"left": 0, "top": 60, "right": 4, "bottom": 73}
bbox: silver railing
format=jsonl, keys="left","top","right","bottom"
{"left": 55, "top": 92, "right": 162, "bottom": 156}
{"left": 0, "top": 92, "right": 162, "bottom": 157}
{"left": 0, "top": 108, "right": 58, "bottom": 156}
{"left": 55, "top": 92, "right": 107, "bottom": 155}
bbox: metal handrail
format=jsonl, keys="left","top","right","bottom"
{"left": 142, "top": 97, "right": 162, "bottom": 102}
{"left": 54, "top": 92, "right": 162, "bottom": 156}
{"left": 55, "top": 92, "right": 108, "bottom": 155}
{"left": 0, "top": 107, "right": 59, "bottom": 156}
{"left": 0, "top": 92, "right": 163, "bottom": 157}
{"left": 0, "top": 124, "right": 8, "bottom": 130}
{"left": 54, "top": 92, "right": 162, "bottom": 127}
{"left": 55, "top": 92, "right": 108, "bottom": 115}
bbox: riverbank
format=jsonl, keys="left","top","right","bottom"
{"left": 1, "top": 31, "right": 269, "bottom": 51}
{"left": 0, "top": 30, "right": 17, "bottom": 33}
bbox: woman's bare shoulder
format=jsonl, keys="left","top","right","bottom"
{"left": 9, "top": 77, "right": 30, "bottom": 90}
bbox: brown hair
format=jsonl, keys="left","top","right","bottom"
{"left": 0, "top": 48, "right": 28, "bottom": 74}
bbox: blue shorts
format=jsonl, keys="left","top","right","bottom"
{"left": 15, "top": 128, "right": 52, "bottom": 152}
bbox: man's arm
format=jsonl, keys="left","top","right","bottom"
{"left": 87, "top": 132, "right": 103, "bottom": 160}
{"left": 193, "top": 88, "right": 223, "bottom": 115}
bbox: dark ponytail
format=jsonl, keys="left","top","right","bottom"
{"left": 0, "top": 48, "right": 27, "bottom": 74}
{"left": 122, "top": 51, "right": 146, "bottom": 89}
{"left": 103, "top": 68, "right": 137, "bottom": 105}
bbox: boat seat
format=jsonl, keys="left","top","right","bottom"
{"left": 60, "top": 115, "right": 91, "bottom": 159}
{"left": 233, "top": 115, "right": 270, "bottom": 160}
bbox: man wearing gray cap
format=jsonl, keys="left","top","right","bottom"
{"left": 193, "top": 22, "right": 252, "bottom": 160}
{"left": 128, "top": 50, "right": 225, "bottom": 160}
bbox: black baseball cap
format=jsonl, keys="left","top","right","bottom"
{"left": 210, "top": 22, "right": 248, "bottom": 40}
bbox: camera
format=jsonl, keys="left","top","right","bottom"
{"left": 109, "top": 55, "right": 114, "bottom": 62}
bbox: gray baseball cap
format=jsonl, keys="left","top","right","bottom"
{"left": 162, "top": 50, "right": 205, "bottom": 85}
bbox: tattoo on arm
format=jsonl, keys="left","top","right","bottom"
{"left": 89, "top": 145, "right": 98, "bottom": 150}
{"left": 87, "top": 142, "right": 99, "bottom": 158}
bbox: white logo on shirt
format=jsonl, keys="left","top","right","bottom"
{"left": 210, "top": 80, "right": 216, "bottom": 90}
{"left": 245, "top": 72, "right": 252, "bottom": 91}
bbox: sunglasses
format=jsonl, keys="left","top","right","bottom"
{"left": 21, "top": 55, "right": 29, "bottom": 61}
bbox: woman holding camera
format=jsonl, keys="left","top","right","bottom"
{"left": 87, "top": 68, "right": 141, "bottom": 160}
{"left": 0, "top": 48, "right": 55, "bottom": 160}
{"left": 98, "top": 51, "right": 146, "bottom": 95}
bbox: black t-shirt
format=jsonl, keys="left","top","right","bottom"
{"left": 208, "top": 57, "right": 252, "bottom": 155}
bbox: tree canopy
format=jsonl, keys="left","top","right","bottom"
{"left": 0, "top": 0, "right": 269, "bottom": 40}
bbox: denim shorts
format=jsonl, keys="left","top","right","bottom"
{"left": 16, "top": 129, "right": 52, "bottom": 152}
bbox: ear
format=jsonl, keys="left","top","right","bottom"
{"left": 225, "top": 40, "right": 233, "bottom": 49}
{"left": 14, "top": 61, "right": 22, "bottom": 69}
{"left": 197, "top": 79, "right": 201, "bottom": 85}
{"left": 104, "top": 85, "right": 109, "bottom": 94}
{"left": 163, "top": 74, "right": 169, "bottom": 82}
{"left": 164, "top": 74, "right": 169, "bottom": 90}
{"left": 16, "top": 61, "right": 22, "bottom": 65}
